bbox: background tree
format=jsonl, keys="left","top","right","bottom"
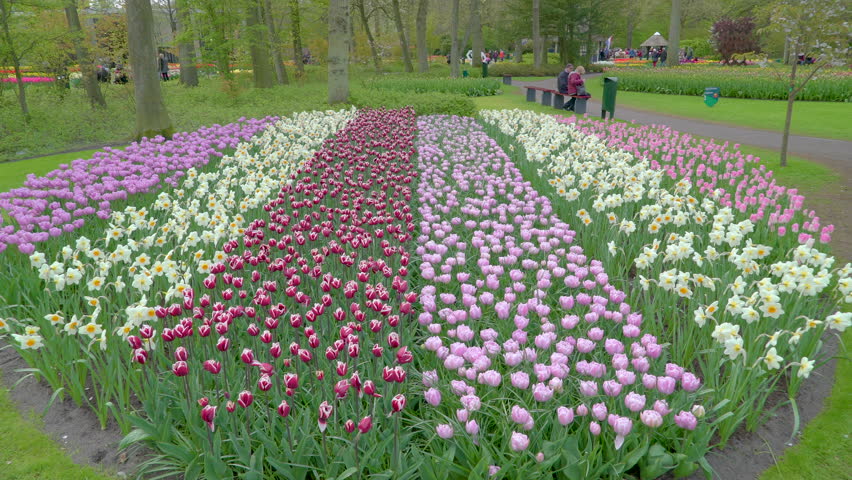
{"left": 65, "top": 0, "right": 105, "bottom": 108}
{"left": 711, "top": 16, "right": 760, "bottom": 64}
{"left": 389, "top": 0, "right": 413, "bottom": 72}
{"left": 449, "top": 0, "right": 460, "bottom": 77}
{"left": 328, "top": 0, "right": 349, "bottom": 103}
{"left": 245, "top": 0, "right": 275, "bottom": 88}
{"left": 470, "top": 0, "right": 482, "bottom": 67}
{"left": 263, "top": 0, "right": 289, "bottom": 84}
{"left": 761, "top": 0, "right": 849, "bottom": 167}
{"left": 416, "top": 0, "right": 428, "bottom": 72}
{"left": 0, "top": 0, "right": 64, "bottom": 119}
{"left": 532, "top": 0, "right": 542, "bottom": 68}
{"left": 667, "top": 0, "right": 681, "bottom": 65}
{"left": 126, "top": 0, "right": 173, "bottom": 139}
{"left": 355, "top": 0, "right": 382, "bottom": 72}
{"left": 175, "top": 0, "right": 199, "bottom": 86}
{"left": 290, "top": 0, "right": 305, "bottom": 80}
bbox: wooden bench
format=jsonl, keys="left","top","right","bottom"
{"left": 524, "top": 86, "right": 566, "bottom": 108}
{"left": 567, "top": 94, "right": 592, "bottom": 114}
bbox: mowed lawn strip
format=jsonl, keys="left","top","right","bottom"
{"left": 0, "top": 372, "right": 115, "bottom": 480}
{"left": 506, "top": 79, "right": 852, "bottom": 141}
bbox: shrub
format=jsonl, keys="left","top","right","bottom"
{"left": 350, "top": 89, "right": 476, "bottom": 117}
{"left": 364, "top": 77, "right": 501, "bottom": 97}
{"left": 597, "top": 66, "right": 852, "bottom": 101}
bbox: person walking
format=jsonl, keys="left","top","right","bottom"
{"left": 660, "top": 47, "right": 668, "bottom": 66}
{"left": 158, "top": 53, "right": 169, "bottom": 81}
{"left": 651, "top": 48, "right": 659, "bottom": 67}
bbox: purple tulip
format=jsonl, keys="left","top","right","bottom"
{"left": 510, "top": 431, "right": 530, "bottom": 451}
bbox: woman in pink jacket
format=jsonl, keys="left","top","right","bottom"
{"left": 564, "top": 66, "right": 586, "bottom": 112}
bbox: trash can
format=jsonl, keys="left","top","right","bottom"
{"left": 703, "top": 87, "right": 720, "bottom": 107}
{"left": 462, "top": 70, "right": 469, "bottom": 78}
{"left": 482, "top": 63, "right": 488, "bottom": 78}
{"left": 602, "top": 77, "right": 618, "bottom": 120}
{"left": 502, "top": 75, "right": 512, "bottom": 85}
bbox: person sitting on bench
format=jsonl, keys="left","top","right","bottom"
{"left": 564, "top": 65, "right": 586, "bottom": 111}
{"left": 557, "top": 63, "right": 574, "bottom": 97}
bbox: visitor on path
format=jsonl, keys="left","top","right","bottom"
{"left": 557, "top": 63, "right": 574, "bottom": 96}
{"left": 651, "top": 48, "right": 659, "bottom": 67}
{"left": 563, "top": 65, "right": 586, "bottom": 112}
{"left": 158, "top": 53, "right": 169, "bottom": 81}
{"left": 499, "top": 50, "right": 505, "bottom": 61}
{"left": 660, "top": 47, "right": 668, "bottom": 66}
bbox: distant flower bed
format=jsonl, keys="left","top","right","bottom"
{"left": 1, "top": 76, "right": 54, "bottom": 83}
{"left": 600, "top": 65, "right": 852, "bottom": 101}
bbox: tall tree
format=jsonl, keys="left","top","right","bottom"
{"left": 532, "top": 0, "right": 542, "bottom": 68}
{"left": 470, "top": 0, "right": 482, "bottom": 67}
{"left": 246, "top": 0, "right": 275, "bottom": 88}
{"left": 513, "top": 39, "right": 523, "bottom": 63}
{"left": 762, "top": 0, "right": 849, "bottom": 167}
{"left": 450, "top": 0, "right": 461, "bottom": 77}
{"left": 0, "top": 0, "right": 43, "bottom": 118}
{"left": 667, "top": 0, "right": 681, "bottom": 66}
{"left": 175, "top": 0, "right": 198, "bottom": 86}
{"left": 355, "top": 0, "right": 382, "bottom": 72}
{"left": 290, "top": 0, "right": 305, "bottom": 80}
{"left": 416, "top": 0, "right": 428, "bottom": 72}
{"left": 390, "top": 0, "right": 413, "bottom": 72}
{"left": 625, "top": 11, "right": 634, "bottom": 49}
{"left": 64, "top": 1, "right": 106, "bottom": 108}
{"left": 328, "top": 0, "right": 350, "bottom": 103}
{"left": 263, "top": 0, "right": 289, "bottom": 84}
{"left": 126, "top": 0, "right": 173, "bottom": 139}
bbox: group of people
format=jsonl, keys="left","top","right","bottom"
{"left": 556, "top": 63, "right": 588, "bottom": 112}
{"left": 95, "top": 61, "right": 128, "bottom": 84}
{"left": 600, "top": 46, "right": 699, "bottom": 65}
{"left": 448, "top": 49, "right": 508, "bottom": 65}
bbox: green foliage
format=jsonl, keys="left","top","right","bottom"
{"left": 680, "top": 38, "right": 715, "bottom": 59}
{"left": 365, "top": 77, "right": 502, "bottom": 97}
{"left": 350, "top": 89, "right": 476, "bottom": 117}
{"left": 600, "top": 66, "right": 852, "bottom": 101}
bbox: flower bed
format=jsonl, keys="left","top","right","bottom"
{"left": 481, "top": 108, "right": 849, "bottom": 444}
{"left": 0, "top": 106, "right": 847, "bottom": 479}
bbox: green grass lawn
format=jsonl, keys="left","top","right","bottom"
{"left": 760, "top": 330, "right": 852, "bottom": 480}
{"left": 0, "top": 372, "right": 115, "bottom": 480}
{"left": 507, "top": 78, "right": 852, "bottom": 141}
{"left": 0, "top": 148, "right": 122, "bottom": 194}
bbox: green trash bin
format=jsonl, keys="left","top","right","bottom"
{"left": 602, "top": 77, "right": 618, "bottom": 120}
{"left": 481, "top": 62, "right": 488, "bottom": 78}
{"left": 462, "top": 70, "right": 469, "bottom": 78}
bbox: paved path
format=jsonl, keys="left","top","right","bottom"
{"left": 513, "top": 78, "right": 852, "bottom": 260}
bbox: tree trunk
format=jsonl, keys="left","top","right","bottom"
{"left": 390, "top": 0, "right": 413, "bottom": 73}
{"left": 513, "top": 39, "right": 523, "bottom": 63}
{"left": 247, "top": 0, "right": 275, "bottom": 88}
{"left": 290, "top": 0, "right": 305, "bottom": 80}
{"left": 356, "top": 0, "right": 382, "bottom": 72}
{"left": 470, "top": 0, "right": 482, "bottom": 67}
{"left": 626, "top": 13, "right": 634, "bottom": 49}
{"left": 328, "top": 0, "right": 350, "bottom": 103}
{"left": 667, "top": 0, "right": 681, "bottom": 67}
{"left": 65, "top": 2, "right": 106, "bottom": 108}
{"left": 175, "top": 0, "right": 199, "bottom": 87}
{"left": 263, "top": 0, "right": 289, "bottom": 84}
{"left": 416, "top": 0, "right": 428, "bottom": 72}
{"left": 532, "top": 0, "right": 542, "bottom": 69}
{"left": 450, "top": 0, "right": 461, "bottom": 78}
{"left": 1, "top": 0, "right": 28, "bottom": 119}
{"left": 780, "top": 58, "right": 798, "bottom": 167}
{"left": 126, "top": 0, "right": 173, "bottom": 139}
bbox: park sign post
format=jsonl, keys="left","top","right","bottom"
{"left": 704, "top": 87, "right": 720, "bottom": 107}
